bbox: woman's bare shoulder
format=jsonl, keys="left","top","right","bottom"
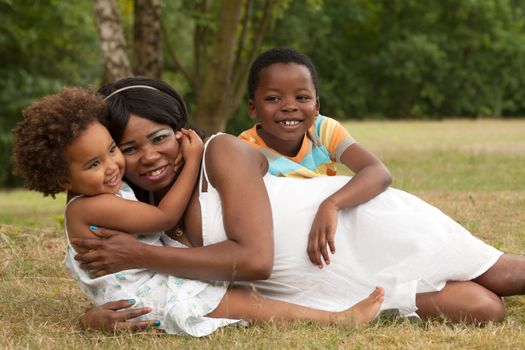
{"left": 205, "top": 133, "right": 268, "bottom": 178}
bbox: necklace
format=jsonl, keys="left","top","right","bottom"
{"left": 174, "top": 225, "right": 184, "bottom": 237}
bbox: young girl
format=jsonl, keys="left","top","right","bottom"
{"left": 13, "top": 87, "right": 384, "bottom": 335}
{"left": 239, "top": 47, "right": 392, "bottom": 268}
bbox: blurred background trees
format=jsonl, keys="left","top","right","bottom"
{"left": 2, "top": 0, "right": 525, "bottom": 188}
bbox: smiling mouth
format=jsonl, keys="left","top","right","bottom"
{"left": 278, "top": 120, "right": 301, "bottom": 126}
{"left": 105, "top": 173, "right": 121, "bottom": 186}
{"left": 143, "top": 165, "right": 169, "bottom": 179}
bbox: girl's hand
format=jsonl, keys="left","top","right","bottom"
{"left": 80, "top": 299, "right": 159, "bottom": 332}
{"left": 307, "top": 201, "right": 339, "bottom": 268}
{"left": 180, "top": 128, "right": 203, "bottom": 162}
{"left": 172, "top": 131, "right": 184, "bottom": 176}
{"left": 72, "top": 227, "right": 146, "bottom": 277}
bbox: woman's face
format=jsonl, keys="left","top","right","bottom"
{"left": 118, "top": 114, "right": 181, "bottom": 193}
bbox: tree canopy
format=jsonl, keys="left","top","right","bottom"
{"left": 2, "top": 0, "right": 525, "bottom": 188}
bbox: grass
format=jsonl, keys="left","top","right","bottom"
{"left": 1, "top": 119, "right": 525, "bottom": 349}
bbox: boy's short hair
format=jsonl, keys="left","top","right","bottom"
{"left": 248, "top": 47, "right": 319, "bottom": 99}
{"left": 13, "top": 87, "right": 107, "bottom": 197}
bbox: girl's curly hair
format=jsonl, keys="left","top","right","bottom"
{"left": 12, "top": 87, "right": 108, "bottom": 197}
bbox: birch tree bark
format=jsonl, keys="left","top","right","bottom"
{"left": 92, "top": 0, "right": 274, "bottom": 133}
{"left": 92, "top": 0, "right": 132, "bottom": 81}
{"left": 133, "top": 0, "right": 161, "bottom": 78}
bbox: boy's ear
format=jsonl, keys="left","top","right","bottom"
{"left": 57, "top": 176, "right": 73, "bottom": 191}
{"left": 248, "top": 99, "right": 257, "bottom": 120}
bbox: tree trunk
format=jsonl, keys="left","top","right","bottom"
{"left": 92, "top": 0, "right": 132, "bottom": 81}
{"left": 228, "top": 0, "right": 273, "bottom": 118}
{"left": 192, "top": 0, "right": 244, "bottom": 134}
{"left": 133, "top": 0, "right": 162, "bottom": 78}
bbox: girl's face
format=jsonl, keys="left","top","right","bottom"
{"left": 60, "top": 122, "right": 125, "bottom": 196}
{"left": 118, "top": 114, "right": 181, "bottom": 193}
{"left": 248, "top": 62, "right": 320, "bottom": 152}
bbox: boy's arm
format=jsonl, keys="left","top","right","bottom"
{"left": 66, "top": 130, "right": 202, "bottom": 240}
{"left": 307, "top": 143, "right": 392, "bottom": 267}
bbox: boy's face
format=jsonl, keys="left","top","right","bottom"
{"left": 59, "top": 122, "right": 125, "bottom": 196}
{"left": 249, "top": 62, "right": 320, "bottom": 150}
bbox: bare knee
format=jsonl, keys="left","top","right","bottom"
{"left": 475, "top": 254, "right": 525, "bottom": 296}
{"left": 466, "top": 294, "right": 505, "bottom": 324}
{"left": 416, "top": 281, "right": 506, "bottom": 324}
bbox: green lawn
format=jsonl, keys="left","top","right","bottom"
{"left": 1, "top": 119, "right": 525, "bottom": 349}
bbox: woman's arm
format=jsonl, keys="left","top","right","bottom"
{"left": 73, "top": 135, "right": 275, "bottom": 281}
{"left": 79, "top": 299, "right": 158, "bottom": 332}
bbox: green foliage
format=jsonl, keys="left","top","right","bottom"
{"left": 0, "top": 0, "right": 101, "bottom": 187}
{"left": 4, "top": 0, "right": 525, "bottom": 187}
{"left": 227, "top": 0, "right": 525, "bottom": 126}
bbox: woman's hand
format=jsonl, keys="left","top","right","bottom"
{"left": 307, "top": 200, "right": 339, "bottom": 268}
{"left": 72, "top": 228, "right": 147, "bottom": 277}
{"left": 80, "top": 299, "right": 158, "bottom": 332}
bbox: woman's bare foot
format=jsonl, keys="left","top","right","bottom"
{"left": 334, "top": 287, "right": 385, "bottom": 327}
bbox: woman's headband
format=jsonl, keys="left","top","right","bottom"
{"left": 103, "top": 85, "right": 160, "bottom": 101}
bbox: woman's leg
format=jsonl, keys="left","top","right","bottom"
{"left": 416, "top": 281, "right": 505, "bottom": 324}
{"left": 473, "top": 254, "right": 525, "bottom": 296}
{"left": 207, "top": 286, "right": 385, "bottom": 326}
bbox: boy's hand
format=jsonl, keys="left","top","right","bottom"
{"left": 180, "top": 128, "right": 203, "bottom": 162}
{"left": 307, "top": 201, "right": 339, "bottom": 268}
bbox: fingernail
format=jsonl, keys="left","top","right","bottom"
{"left": 89, "top": 225, "right": 98, "bottom": 230}
{"left": 153, "top": 320, "right": 161, "bottom": 327}
{"left": 127, "top": 298, "right": 136, "bottom": 303}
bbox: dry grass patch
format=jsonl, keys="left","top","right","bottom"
{"left": 416, "top": 191, "right": 525, "bottom": 253}
{"left": 344, "top": 119, "right": 525, "bottom": 156}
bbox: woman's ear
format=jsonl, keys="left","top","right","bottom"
{"left": 248, "top": 99, "right": 257, "bottom": 120}
{"left": 57, "top": 177, "right": 73, "bottom": 191}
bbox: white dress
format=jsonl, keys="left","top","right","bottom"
{"left": 64, "top": 183, "right": 238, "bottom": 336}
{"left": 199, "top": 147, "right": 503, "bottom": 315}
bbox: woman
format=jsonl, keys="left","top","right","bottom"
{"left": 75, "top": 77, "right": 525, "bottom": 331}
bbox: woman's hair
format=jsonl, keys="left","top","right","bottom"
{"left": 247, "top": 47, "right": 319, "bottom": 99}
{"left": 98, "top": 77, "right": 189, "bottom": 143}
{"left": 12, "top": 87, "right": 107, "bottom": 197}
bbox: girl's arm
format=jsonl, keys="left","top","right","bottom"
{"left": 73, "top": 135, "right": 275, "bottom": 281}
{"left": 307, "top": 143, "right": 392, "bottom": 267}
{"left": 67, "top": 130, "right": 202, "bottom": 240}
